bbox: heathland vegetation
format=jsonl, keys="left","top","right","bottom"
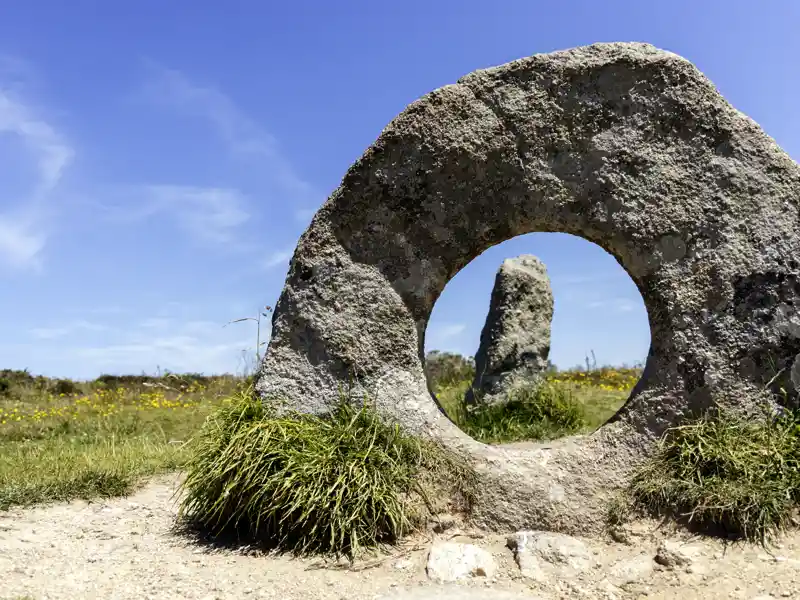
{"left": 2, "top": 352, "right": 799, "bottom": 556}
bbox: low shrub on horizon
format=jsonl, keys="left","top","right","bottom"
{"left": 423, "top": 351, "right": 643, "bottom": 395}
{"left": 424, "top": 351, "right": 476, "bottom": 391}
{"left": 0, "top": 368, "right": 240, "bottom": 399}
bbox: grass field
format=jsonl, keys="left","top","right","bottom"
{"left": 0, "top": 362, "right": 635, "bottom": 511}
{"left": 432, "top": 357, "right": 639, "bottom": 443}
{"left": 0, "top": 370, "right": 241, "bottom": 510}
{"left": 3, "top": 358, "right": 799, "bottom": 549}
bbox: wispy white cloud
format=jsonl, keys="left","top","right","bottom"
{"left": 264, "top": 248, "right": 293, "bottom": 269}
{"left": 614, "top": 299, "right": 638, "bottom": 312}
{"left": 294, "top": 207, "right": 317, "bottom": 222}
{"left": 78, "top": 305, "right": 127, "bottom": 316}
{"left": 19, "top": 309, "right": 256, "bottom": 377}
{"left": 183, "top": 319, "right": 228, "bottom": 335}
{"left": 144, "top": 185, "right": 250, "bottom": 244}
{"left": 583, "top": 297, "right": 640, "bottom": 312}
{"left": 550, "top": 273, "right": 626, "bottom": 286}
{"left": 72, "top": 336, "right": 252, "bottom": 375}
{"left": 0, "top": 216, "right": 46, "bottom": 270}
{"left": 426, "top": 322, "right": 468, "bottom": 352}
{"left": 139, "top": 64, "right": 316, "bottom": 199}
{"left": 0, "top": 90, "right": 73, "bottom": 196}
{"left": 70, "top": 316, "right": 254, "bottom": 376}
{"left": 437, "top": 323, "right": 467, "bottom": 338}
{"left": 137, "top": 317, "right": 172, "bottom": 330}
{"left": 29, "top": 320, "right": 107, "bottom": 340}
{"left": 0, "top": 75, "right": 74, "bottom": 270}
{"left": 88, "top": 184, "right": 252, "bottom": 247}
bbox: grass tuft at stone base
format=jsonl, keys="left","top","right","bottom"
{"left": 616, "top": 407, "right": 800, "bottom": 543}
{"left": 460, "top": 382, "right": 588, "bottom": 443}
{"left": 176, "top": 387, "right": 477, "bottom": 558}
{"left": 436, "top": 379, "right": 591, "bottom": 444}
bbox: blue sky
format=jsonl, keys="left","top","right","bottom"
{"left": 0, "top": 2, "right": 798, "bottom": 379}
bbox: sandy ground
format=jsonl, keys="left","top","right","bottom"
{"left": 1, "top": 473, "right": 799, "bottom": 600}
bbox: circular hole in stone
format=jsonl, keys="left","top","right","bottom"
{"left": 424, "top": 232, "right": 650, "bottom": 445}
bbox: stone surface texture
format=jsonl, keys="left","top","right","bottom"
{"left": 425, "top": 542, "right": 497, "bottom": 583}
{"left": 506, "top": 531, "right": 596, "bottom": 583}
{"left": 654, "top": 540, "right": 702, "bottom": 569}
{"left": 256, "top": 42, "right": 800, "bottom": 535}
{"left": 607, "top": 554, "right": 656, "bottom": 586}
{"left": 465, "top": 254, "right": 553, "bottom": 407}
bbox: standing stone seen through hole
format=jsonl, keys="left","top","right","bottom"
{"left": 465, "top": 255, "right": 553, "bottom": 408}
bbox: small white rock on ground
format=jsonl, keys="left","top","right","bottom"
{"left": 376, "top": 587, "right": 544, "bottom": 600}
{"left": 2, "top": 474, "right": 800, "bottom": 599}
{"left": 507, "top": 530, "right": 596, "bottom": 583}
{"left": 426, "top": 542, "right": 496, "bottom": 582}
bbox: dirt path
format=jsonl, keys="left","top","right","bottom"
{"left": 1, "top": 474, "right": 799, "bottom": 600}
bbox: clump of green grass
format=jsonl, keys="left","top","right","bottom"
{"left": 436, "top": 378, "right": 590, "bottom": 444}
{"left": 176, "top": 387, "right": 477, "bottom": 558}
{"left": 428, "top": 353, "right": 635, "bottom": 444}
{"left": 459, "top": 381, "right": 588, "bottom": 443}
{"left": 623, "top": 407, "right": 800, "bottom": 542}
{"left": 424, "top": 351, "right": 475, "bottom": 390}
